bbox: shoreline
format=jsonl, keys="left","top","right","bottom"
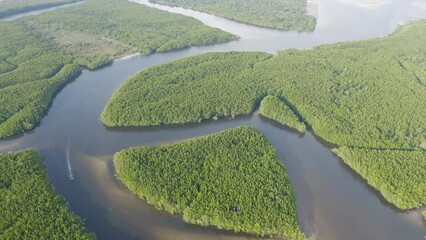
{"left": 116, "top": 53, "right": 141, "bottom": 61}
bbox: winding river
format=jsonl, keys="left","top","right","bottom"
{"left": 1, "top": 0, "right": 426, "bottom": 239}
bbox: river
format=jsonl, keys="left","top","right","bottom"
{"left": 0, "top": 1, "right": 86, "bottom": 21}
{"left": 0, "top": 0, "right": 425, "bottom": 239}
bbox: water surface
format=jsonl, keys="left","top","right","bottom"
{"left": 0, "top": 1, "right": 85, "bottom": 21}
{"left": 1, "top": 0, "right": 425, "bottom": 239}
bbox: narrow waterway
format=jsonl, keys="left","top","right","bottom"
{"left": 0, "top": 0, "right": 425, "bottom": 239}
{"left": 0, "top": 1, "right": 86, "bottom": 21}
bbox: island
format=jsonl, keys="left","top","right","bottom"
{"left": 149, "top": 0, "right": 316, "bottom": 31}
{"left": 0, "top": 0, "right": 236, "bottom": 139}
{"left": 114, "top": 126, "right": 304, "bottom": 239}
{"left": 104, "top": 20, "right": 426, "bottom": 212}
{"left": 0, "top": 150, "right": 95, "bottom": 239}
{"left": 101, "top": 51, "right": 272, "bottom": 126}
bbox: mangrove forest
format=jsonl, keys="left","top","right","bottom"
{"left": 114, "top": 126, "right": 304, "bottom": 239}
{"left": 104, "top": 20, "right": 426, "bottom": 212}
{"left": 0, "top": 150, "right": 95, "bottom": 239}
{"left": 0, "top": 0, "right": 236, "bottom": 138}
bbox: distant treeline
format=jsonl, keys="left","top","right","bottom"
{"left": 23, "top": 0, "right": 237, "bottom": 69}
{"left": 0, "top": 0, "right": 79, "bottom": 18}
{"left": 115, "top": 126, "right": 304, "bottom": 239}
{"left": 0, "top": 150, "right": 95, "bottom": 239}
{"left": 150, "top": 0, "right": 316, "bottom": 31}
{"left": 0, "top": 0, "right": 236, "bottom": 138}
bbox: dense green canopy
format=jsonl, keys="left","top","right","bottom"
{"left": 115, "top": 126, "right": 304, "bottom": 239}
{"left": 0, "top": 150, "right": 95, "bottom": 239}
{"left": 0, "top": 22, "right": 80, "bottom": 138}
{"left": 258, "top": 96, "right": 306, "bottom": 133}
{"left": 333, "top": 147, "right": 426, "bottom": 209}
{"left": 0, "top": 0, "right": 236, "bottom": 138}
{"left": 102, "top": 52, "right": 272, "bottom": 126}
{"left": 104, "top": 20, "right": 426, "bottom": 150}
{"left": 105, "top": 20, "right": 426, "bottom": 211}
{"left": 261, "top": 21, "right": 426, "bottom": 150}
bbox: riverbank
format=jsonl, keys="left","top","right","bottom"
{"left": 0, "top": 0, "right": 425, "bottom": 239}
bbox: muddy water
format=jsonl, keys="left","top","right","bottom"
{"left": 1, "top": 0, "right": 425, "bottom": 239}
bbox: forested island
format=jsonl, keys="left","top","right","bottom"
{"left": 150, "top": 0, "right": 316, "bottom": 31}
{"left": 114, "top": 126, "right": 304, "bottom": 239}
{"left": 0, "top": 0, "right": 80, "bottom": 18}
{"left": 104, "top": 20, "right": 426, "bottom": 212}
{"left": 101, "top": 52, "right": 272, "bottom": 126}
{"left": 0, "top": 0, "right": 236, "bottom": 138}
{"left": 0, "top": 150, "right": 95, "bottom": 239}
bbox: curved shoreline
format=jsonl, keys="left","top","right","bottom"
{"left": 0, "top": 0, "right": 425, "bottom": 239}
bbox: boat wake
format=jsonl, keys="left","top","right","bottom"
{"left": 66, "top": 138, "right": 75, "bottom": 181}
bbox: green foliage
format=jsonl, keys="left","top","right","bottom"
{"left": 261, "top": 21, "right": 426, "bottom": 150}
{"left": 333, "top": 147, "right": 426, "bottom": 209}
{"left": 106, "top": 20, "right": 426, "bottom": 150}
{"left": 258, "top": 96, "right": 306, "bottom": 133}
{"left": 423, "top": 211, "right": 426, "bottom": 220}
{"left": 0, "top": 64, "right": 81, "bottom": 138}
{"left": 101, "top": 52, "right": 272, "bottom": 126}
{"left": 0, "top": 0, "right": 236, "bottom": 138}
{"left": 0, "top": 22, "right": 81, "bottom": 138}
{"left": 0, "top": 0, "right": 79, "bottom": 18}
{"left": 150, "top": 0, "right": 316, "bottom": 31}
{"left": 106, "top": 21, "right": 426, "bottom": 211}
{"left": 21, "top": 0, "right": 237, "bottom": 68}
{"left": 115, "top": 126, "right": 304, "bottom": 239}
{"left": 0, "top": 150, "right": 95, "bottom": 239}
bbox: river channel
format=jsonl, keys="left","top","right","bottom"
{"left": 1, "top": 0, "right": 425, "bottom": 239}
